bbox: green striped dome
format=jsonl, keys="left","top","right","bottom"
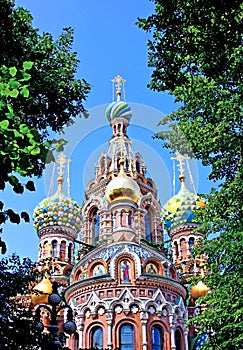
{"left": 105, "top": 100, "right": 132, "bottom": 123}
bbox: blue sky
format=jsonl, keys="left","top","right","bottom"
{"left": 2, "top": 0, "right": 213, "bottom": 260}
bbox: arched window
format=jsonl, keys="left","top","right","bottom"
{"left": 189, "top": 237, "right": 195, "bottom": 252}
{"left": 175, "top": 329, "right": 181, "bottom": 350}
{"left": 60, "top": 241, "right": 66, "bottom": 261}
{"left": 92, "top": 326, "right": 103, "bottom": 349}
{"left": 73, "top": 332, "right": 79, "bottom": 350}
{"left": 145, "top": 207, "right": 152, "bottom": 241}
{"left": 120, "top": 324, "right": 134, "bottom": 350}
{"left": 52, "top": 240, "right": 57, "bottom": 258}
{"left": 174, "top": 242, "right": 179, "bottom": 259}
{"left": 151, "top": 325, "right": 164, "bottom": 350}
{"left": 68, "top": 243, "right": 72, "bottom": 263}
{"left": 90, "top": 209, "right": 100, "bottom": 242}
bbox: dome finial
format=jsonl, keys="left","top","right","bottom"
{"left": 56, "top": 153, "right": 71, "bottom": 193}
{"left": 112, "top": 75, "right": 126, "bottom": 102}
{"left": 171, "top": 152, "right": 188, "bottom": 186}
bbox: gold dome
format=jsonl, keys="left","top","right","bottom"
{"left": 31, "top": 277, "right": 53, "bottom": 306}
{"left": 190, "top": 281, "right": 209, "bottom": 299}
{"left": 106, "top": 160, "right": 140, "bottom": 204}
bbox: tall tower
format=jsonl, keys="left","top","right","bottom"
{"left": 81, "top": 75, "right": 162, "bottom": 247}
{"left": 33, "top": 153, "right": 82, "bottom": 286}
{"left": 64, "top": 77, "right": 189, "bottom": 350}
{"left": 162, "top": 153, "right": 206, "bottom": 279}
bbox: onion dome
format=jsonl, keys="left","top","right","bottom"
{"left": 106, "top": 160, "right": 140, "bottom": 203}
{"left": 33, "top": 173, "right": 82, "bottom": 235}
{"left": 162, "top": 173, "right": 205, "bottom": 230}
{"left": 31, "top": 276, "right": 53, "bottom": 306}
{"left": 190, "top": 281, "right": 209, "bottom": 299}
{"left": 105, "top": 100, "right": 132, "bottom": 123}
{"left": 106, "top": 75, "right": 132, "bottom": 123}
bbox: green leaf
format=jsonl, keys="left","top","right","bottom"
{"left": 9, "top": 89, "right": 19, "bottom": 98}
{"left": 0, "top": 212, "right": 6, "bottom": 224}
{"left": 7, "top": 209, "right": 20, "bottom": 224}
{"left": 19, "top": 124, "right": 30, "bottom": 134}
{"left": 30, "top": 147, "right": 40, "bottom": 155}
{"left": 20, "top": 211, "right": 30, "bottom": 222}
{"left": 25, "top": 181, "right": 35, "bottom": 191}
{"left": 9, "top": 67, "right": 17, "bottom": 77}
{"left": 13, "top": 184, "right": 24, "bottom": 194}
{"left": 20, "top": 86, "right": 29, "bottom": 98}
{"left": 0, "top": 120, "right": 9, "bottom": 129}
{"left": 23, "top": 61, "right": 33, "bottom": 70}
{"left": 13, "top": 130, "right": 24, "bottom": 139}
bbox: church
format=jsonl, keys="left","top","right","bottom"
{"left": 32, "top": 76, "right": 208, "bottom": 350}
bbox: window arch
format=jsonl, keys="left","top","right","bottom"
{"left": 189, "top": 237, "right": 195, "bottom": 252}
{"left": 52, "top": 240, "right": 57, "bottom": 258}
{"left": 68, "top": 243, "right": 72, "bottom": 263}
{"left": 60, "top": 241, "right": 66, "bottom": 261}
{"left": 73, "top": 332, "right": 79, "bottom": 350}
{"left": 91, "top": 326, "right": 103, "bottom": 349}
{"left": 151, "top": 325, "right": 164, "bottom": 350}
{"left": 174, "top": 241, "right": 179, "bottom": 260}
{"left": 175, "top": 329, "right": 182, "bottom": 350}
{"left": 120, "top": 324, "right": 134, "bottom": 350}
{"left": 90, "top": 208, "right": 100, "bottom": 242}
{"left": 145, "top": 206, "right": 152, "bottom": 241}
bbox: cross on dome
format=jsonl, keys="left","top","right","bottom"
{"left": 55, "top": 153, "right": 71, "bottom": 193}
{"left": 171, "top": 152, "right": 189, "bottom": 183}
{"left": 112, "top": 74, "right": 126, "bottom": 101}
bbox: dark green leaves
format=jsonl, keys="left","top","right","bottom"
{"left": 25, "top": 180, "right": 35, "bottom": 191}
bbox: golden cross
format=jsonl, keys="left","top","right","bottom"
{"left": 112, "top": 75, "right": 126, "bottom": 101}
{"left": 56, "top": 153, "right": 71, "bottom": 178}
{"left": 171, "top": 152, "right": 188, "bottom": 176}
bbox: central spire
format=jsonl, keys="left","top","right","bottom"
{"left": 112, "top": 74, "right": 126, "bottom": 101}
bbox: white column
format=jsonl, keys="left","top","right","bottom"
{"left": 106, "top": 312, "right": 113, "bottom": 350}
{"left": 65, "top": 240, "right": 69, "bottom": 261}
{"left": 140, "top": 312, "right": 148, "bottom": 350}
{"left": 184, "top": 328, "right": 189, "bottom": 350}
{"left": 171, "top": 327, "right": 176, "bottom": 350}
{"left": 169, "top": 315, "right": 176, "bottom": 350}
{"left": 77, "top": 317, "right": 84, "bottom": 349}
{"left": 126, "top": 212, "right": 129, "bottom": 226}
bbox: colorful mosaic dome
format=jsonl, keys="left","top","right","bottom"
{"left": 33, "top": 184, "right": 82, "bottom": 234}
{"left": 162, "top": 180, "right": 205, "bottom": 230}
{"left": 105, "top": 100, "right": 132, "bottom": 123}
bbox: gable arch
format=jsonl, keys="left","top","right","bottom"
{"left": 110, "top": 249, "right": 141, "bottom": 281}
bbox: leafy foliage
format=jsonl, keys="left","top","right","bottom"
{"left": 0, "top": 254, "right": 39, "bottom": 349}
{"left": 0, "top": 0, "right": 90, "bottom": 249}
{"left": 138, "top": 0, "right": 243, "bottom": 348}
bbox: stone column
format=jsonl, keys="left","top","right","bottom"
{"left": 169, "top": 314, "right": 176, "bottom": 350}
{"left": 106, "top": 312, "right": 113, "bottom": 350}
{"left": 140, "top": 311, "right": 148, "bottom": 350}
{"left": 65, "top": 240, "right": 69, "bottom": 261}
{"left": 77, "top": 316, "right": 84, "bottom": 349}
{"left": 184, "top": 327, "right": 189, "bottom": 350}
